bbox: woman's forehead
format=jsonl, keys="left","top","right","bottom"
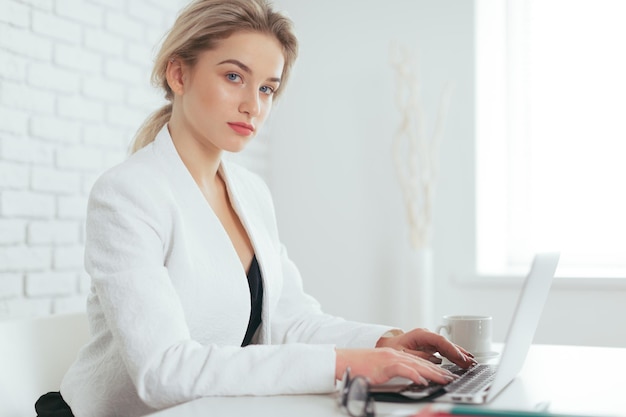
{"left": 201, "top": 31, "right": 285, "bottom": 79}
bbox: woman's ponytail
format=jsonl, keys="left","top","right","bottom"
{"left": 129, "top": 103, "right": 172, "bottom": 153}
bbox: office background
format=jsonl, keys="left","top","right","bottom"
{"left": 0, "top": 0, "right": 624, "bottom": 347}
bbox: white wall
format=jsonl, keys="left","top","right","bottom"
{"left": 0, "top": 0, "right": 183, "bottom": 319}
{"left": 269, "top": 0, "right": 626, "bottom": 347}
{"left": 2, "top": 0, "right": 624, "bottom": 348}
{"left": 268, "top": 0, "right": 474, "bottom": 326}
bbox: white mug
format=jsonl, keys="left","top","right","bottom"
{"left": 436, "top": 315, "right": 493, "bottom": 354}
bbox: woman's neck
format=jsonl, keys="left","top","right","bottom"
{"left": 166, "top": 118, "right": 223, "bottom": 193}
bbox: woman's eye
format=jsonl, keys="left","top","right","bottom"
{"left": 260, "top": 85, "right": 275, "bottom": 96}
{"left": 226, "top": 73, "right": 241, "bottom": 82}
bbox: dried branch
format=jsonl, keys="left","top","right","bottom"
{"left": 390, "top": 42, "right": 453, "bottom": 250}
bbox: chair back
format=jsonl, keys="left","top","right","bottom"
{"left": 0, "top": 312, "right": 89, "bottom": 417}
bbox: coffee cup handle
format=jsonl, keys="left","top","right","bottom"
{"left": 436, "top": 324, "right": 450, "bottom": 336}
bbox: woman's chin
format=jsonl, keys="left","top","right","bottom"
{"left": 224, "top": 137, "right": 254, "bottom": 153}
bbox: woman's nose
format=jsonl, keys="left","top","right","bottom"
{"left": 239, "top": 88, "right": 261, "bottom": 117}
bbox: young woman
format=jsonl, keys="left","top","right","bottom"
{"left": 41, "top": 1, "right": 475, "bottom": 416}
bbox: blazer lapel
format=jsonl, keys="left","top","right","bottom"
{"left": 219, "top": 162, "right": 283, "bottom": 344}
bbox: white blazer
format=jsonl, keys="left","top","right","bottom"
{"left": 60, "top": 126, "right": 392, "bottom": 417}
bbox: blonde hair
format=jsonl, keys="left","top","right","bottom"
{"left": 131, "top": 0, "right": 298, "bottom": 153}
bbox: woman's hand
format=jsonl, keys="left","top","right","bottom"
{"left": 335, "top": 347, "right": 458, "bottom": 386}
{"left": 375, "top": 328, "right": 476, "bottom": 369}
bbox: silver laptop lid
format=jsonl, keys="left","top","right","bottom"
{"left": 486, "top": 252, "right": 560, "bottom": 401}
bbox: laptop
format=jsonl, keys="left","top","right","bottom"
{"left": 370, "top": 252, "right": 560, "bottom": 404}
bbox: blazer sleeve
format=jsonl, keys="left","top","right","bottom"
{"left": 85, "top": 171, "right": 338, "bottom": 410}
{"left": 226, "top": 163, "right": 395, "bottom": 349}
{"left": 269, "top": 244, "right": 394, "bottom": 347}
{"left": 225, "top": 163, "right": 395, "bottom": 348}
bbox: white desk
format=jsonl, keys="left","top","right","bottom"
{"left": 147, "top": 345, "right": 626, "bottom": 417}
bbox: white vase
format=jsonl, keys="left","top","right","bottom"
{"left": 402, "top": 248, "right": 434, "bottom": 330}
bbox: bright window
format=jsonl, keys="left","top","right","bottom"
{"left": 476, "top": 0, "right": 626, "bottom": 278}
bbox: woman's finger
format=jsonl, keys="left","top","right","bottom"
{"left": 402, "top": 349, "right": 443, "bottom": 364}
{"left": 398, "top": 351, "right": 458, "bottom": 384}
{"left": 455, "top": 343, "right": 475, "bottom": 358}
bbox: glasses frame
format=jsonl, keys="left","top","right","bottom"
{"left": 337, "top": 368, "right": 375, "bottom": 417}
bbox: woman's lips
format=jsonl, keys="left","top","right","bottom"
{"left": 227, "top": 122, "right": 255, "bottom": 136}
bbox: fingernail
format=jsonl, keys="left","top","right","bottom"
{"left": 444, "top": 370, "right": 459, "bottom": 379}
{"left": 419, "top": 376, "right": 429, "bottom": 385}
{"left": 464, "top": 353, "right": 477, "bottom": 363}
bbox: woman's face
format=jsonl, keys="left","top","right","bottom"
{"left": 171, "top": 31, "right": 285, "bottom": 153}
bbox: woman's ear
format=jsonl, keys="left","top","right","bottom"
{"left": 165, "top": 57, "right": 185, "bottom": 96}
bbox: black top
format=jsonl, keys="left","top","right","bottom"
{"left": 241, "top": 254, "right": 263, "bottom": 346}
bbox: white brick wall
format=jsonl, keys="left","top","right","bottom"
{"left": 0, "top": 0, "right": 186, "bottom": 320}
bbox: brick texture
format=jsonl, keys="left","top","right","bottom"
{"left": 0, "top": 0, "right": 268, "bottom": 321}
{"left": 0, "top": 0, "right": 185, "bottom": 320}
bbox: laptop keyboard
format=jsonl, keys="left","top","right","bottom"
{"left": 443, "top": 364, "right": 497, "bottom": 394}
{"left": 400, "top": 363, "right": 497, "bottom": 397}
{"left": 402, "top": 364, "right": 496, "bottom": 394}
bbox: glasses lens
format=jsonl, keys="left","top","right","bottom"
{"left": 338, "top": 369, "right": 351, "bottom": 407}
{"left": 345, "top": 377, "right": 370, "bottom": 417}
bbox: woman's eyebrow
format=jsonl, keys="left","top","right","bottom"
{"left": 217, "top": 59, "right": 281, "bottom": 83}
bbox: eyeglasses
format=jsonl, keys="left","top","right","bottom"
{"left": 337, "top": 368, "right": 375, "bottom": 417}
